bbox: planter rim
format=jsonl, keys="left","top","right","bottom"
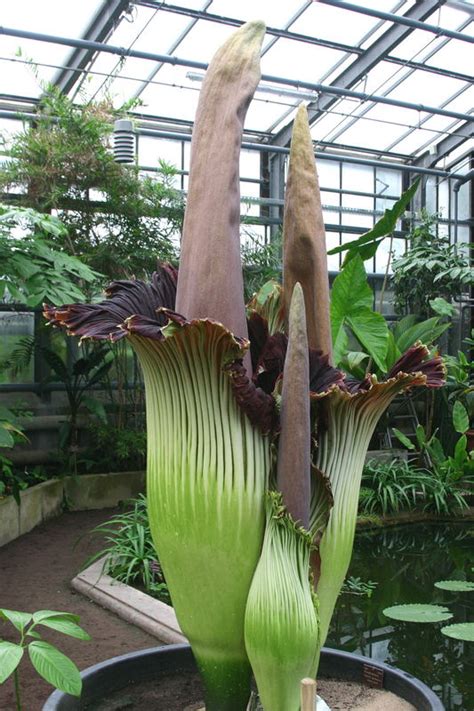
{"left": 43, "top": 643, "right": 444, "bottom": 711}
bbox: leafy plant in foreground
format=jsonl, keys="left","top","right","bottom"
{"left": 44, "top": 22, "right": 444, "bottom": 711}
{"left": 0, "top": 608, "right": 89, "bottom": 709}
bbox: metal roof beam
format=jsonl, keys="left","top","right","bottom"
{"left": 137, "top": 127, "right": 466, "bottom": 179}
{"left": 134, "top": 2, "right": 472, "bottom": 81}
{"left": 2, "top": 23, "right": 472, "bottom": 124}
{"left": 51, "top": 0, "right": 130, "bottom": 95}
{"left": 271, "top": 0, "right": 446, "bottom": 147}
{"left": 413, "top": 120, "right": 474, "bottom": 167}
{"left": 318, "top": 0, "right": 474, "bottom": 44}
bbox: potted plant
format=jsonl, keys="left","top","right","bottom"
{"left": 43, "top": 21, "right": 445, "bottom": 711}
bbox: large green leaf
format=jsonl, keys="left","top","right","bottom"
{"left": 453, "top": 401, "right": 469, "bottom": 434}
{"left": 327, "top": 178, "right": 420, "bottom": 262}
{"left": 392, "top": 314, "right": 418, "bottom": 342}
{"left": 32, "top": 610, "right": 80, "bottom": 624}
{"left": 0, "top": 609, "right": 32, "bottom": 633}
{"left": 429, "top": 297, "right": 456, "bottom": 317}
{"left": 0, "top": 642, "right": 24, "bottom": 684}
{"left": 347, "top": 309, "right": 388, "bottom": 372}
{"left": 434, "top": 580, "right": 474, "bottom": 592}
{"left": 0, "top": 427, "right": 14, "bottom": 448}
{"left": 330, "top": 255, "right": 388, "bottom": 368}
{"left": 36, "top": 616, "right": 90, "bottom": 641}
{"left": 396, "top": 317, "right": 449, "bottom": 353}
{"left": 385, "top": 330, "right": 402, "bottom": 371}
{"left": 392, "top": 428, "right": 415, "bottom": 450}
{"left": 441, "top": 623, "right": 474, "bottom": 641}
{"left": 28, "top": 641, "right": 82, "bottom": 696}
{"left": 383, "top": 604, "right": 453, "bottom": 623}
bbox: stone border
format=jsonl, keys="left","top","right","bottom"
{"left": 71, "top": 557, "right": 185, "bottom": 645}
{"left": 0, "top": 471, "right": 145, "bottom": 548}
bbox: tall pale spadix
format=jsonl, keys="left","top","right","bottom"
{"left": 283, "top": 104, "right": 332, "bottom": 360}
{"left": 245, "top": 286, "right": 318, "bottom": 711}
{"left": 176, "top": 20, "right": 265, "bottom": 375}
{"left": 277, "top": 282, "right": 311, "bottom": 529}
{"left": 146, "top": 21, "right": 269, "bottom": 711}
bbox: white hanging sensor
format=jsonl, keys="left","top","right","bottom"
{"left": 113, "top": 119, "right": 135, "bottom": 164}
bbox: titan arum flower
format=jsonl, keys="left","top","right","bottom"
{"left": 45, "top": 22, "right": 445, "bottom": 711}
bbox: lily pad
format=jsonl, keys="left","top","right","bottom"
{"left": 441, "top": 623, "right": 474, "bottom": 642}
{"left": 434, "top": 580, "right": 474, "bottom": 593}
{"left": 383, "top": 604, "right": 453, "bottom": 623}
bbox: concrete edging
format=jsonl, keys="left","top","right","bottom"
{"left": 0, "top": 471, "right": 145, "bottom": 548}
{"left": 71, "top": 557, "right": 185, "bottom": 645}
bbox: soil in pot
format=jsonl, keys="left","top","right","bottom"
{"left": 83, "top": 672, "right": 416, "bottom": 710}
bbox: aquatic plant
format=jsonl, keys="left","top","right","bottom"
{"left": 44, "top": 21, "right": 444, "bottom": 711}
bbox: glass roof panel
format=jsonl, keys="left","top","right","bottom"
{"left": 261, "top": 40, "right": 346, "bottom": 84}
{"left": 138, "top": 64, "right": 201, "bottom": 121}
{"left": 114, "top": 7, "right": 194, "bottom": 55}
{"left": 0, "top": 0, "right": 102, "bottom": 98}
{"left": 289, "top": 1, "right": 390, "bottom": 46}
{"left": 384, "top": 70, "right": 466, "bottom": 107}
{"left": 427, "top": 37, "right": 474, "bottom": 74}
{"left": 330, "top": 116, "right": 409, "bottom": 152}
{"left": 210, "top": 0, "right": 306, "bottom": 27}
{"left": 425, "top": 4, "right": 474, "bottom": 30}
{"left": 165, "top": 20, "right": 236, "bottom": 64}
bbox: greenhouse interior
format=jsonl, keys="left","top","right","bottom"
{"left": 0, "top": 1, "right": 473, "bottom": 710}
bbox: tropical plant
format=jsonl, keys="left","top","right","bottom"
{"left": 0, "top": 87, "right": 183, "bottom": 281}
{"left": 0, "top": 204, "right": 101, "bottom": 306}
{"left": 0, "top": 607, "right": 89, "bottom": 709}
{"left": 40, "top": 343, "right": 112, "bottom": 473}
{"left": 359, "top": 459, "right": 432, "bottom": 515}
{"left": 393, "top": 418, "right": 474, "bottom": 514}
{"left": 44, "top": 22, "right": 444, "bottom": 711}
{"left": 241, "top": 230, "right": 282, "bottom": 301}
{"left": 84, "top": 423, "right": 147, "bottom": 474}
{"left": 83, "top": 495, "right": 169, "bottom": 603}
{"left": 391, "top": 211, "right": 473, "bottom": 318}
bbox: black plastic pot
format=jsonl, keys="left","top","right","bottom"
{"left": 43, "top": 643, "right": 444, "bottom": 710}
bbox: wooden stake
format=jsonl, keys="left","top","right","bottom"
{"left": 300, "top": 677, "right": 317, "bottom": 711}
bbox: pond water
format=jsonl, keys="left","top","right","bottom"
{"left": 326, "top": 522, "right": 474, "bottom": 711}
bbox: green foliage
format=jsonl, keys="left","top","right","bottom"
{"left": 384, "top": 574, "right": 474, "bottom": 645}
{"left": 391, "top": 314, "right": 449, "bottom": 356}
{"left": 434, "top": 580, "right": 474, "bottom": 592}
{"left": 444, "top": 336, "right": 474, "bottom": 427}
{"left": 0, "top": 607, "right": 89, "bottom": 707}
{"left": 383, "top": 603, "right": 453, "bottom": 623}
{"left": 392, "top": 211, "right": 473, "bottom": 318}
{"left": 0, "top": 204, "right": 101, "bottom": 305}
{"left": 241, "top": 231, "right": 281, "bottom": 302}
{"left": 83, "top": 495, "right": 169, "bottom": 603}
{"left": 359, "top": 459, "right": 432, "bottom": 515}
{"left": 84, "top": 423, "right": 147, "bottom": 473}
{"left": 327, "top": 179, "right": 420, "bottom": 264}
{"left": 440, "top": 623, "right": 474, "bottom": 641}
{"left": 340, "top": 576, "right": 378, "bottom": 598}
{"left": 330, "top": 255, "right": 389, "bottom": 371}
{"left": 393, "top": 413, "right": 474, "bottom": 514}
{"left": 453, "top": 401, "right": 469, "bottom": 434}
{"left": 41, "top": 342, "right": 113, "bottom": 474}
{"left": 429, "top": 297, "right": 456, "bottom": 318}
{"left": 0, "top": 86, "right": 183, "bottom": 280}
